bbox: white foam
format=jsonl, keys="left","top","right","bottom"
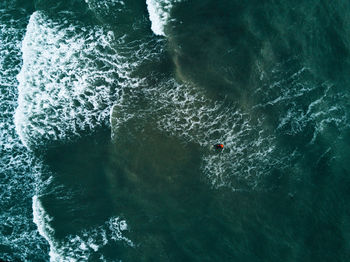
{"left": 33, "top": 194, "right": 133, "bottom": 261}
{"left": 146, "top": 0, "right": 182, "bottom": 36}
{"left": 0, "top": 9, "right": 49, "bottom": 260}
{"left": 255, "top": 61, "right": 350, "bottom": 145}
{"left": 157, "top": 81, "right": 280, "bottom": 189}
{"left": 32, "top": 195, "right": 62, "bottom": 262}
{"left": 84, "top": 0, "right": 126, "bottom": 16}
{"left": 108, "top": 217, "right": 134, "bottom": 246}
{"left": 111, "top": 79, "right": 280, "bottom": 190}
{"left": 15, "top": 11, "right": 135, "bottom": 149}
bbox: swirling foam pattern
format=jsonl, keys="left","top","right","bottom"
{"left": 33, "top": 195, "right": 133, "bottom": 262}
{"left": 0, "top": 8, "right": 49, "bottom": 261}
{"left": 15, "top": 11, "right": 128, "bottom": 149}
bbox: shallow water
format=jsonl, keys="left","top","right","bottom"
{"left": 1, "top": 0, "right": 350, "bottom": 261}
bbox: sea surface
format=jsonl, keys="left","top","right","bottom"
{"left": 1, "top": 0, "right": 350, "bottom": 261}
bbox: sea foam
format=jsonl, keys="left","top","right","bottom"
{"left": 33, "top": 195, "right": 133, "bottom": 262}
{"left": 0, "top": 8, "right": 49, "bottom": 261}
{"left": 254, "top": 60, "right": 350, "bottom": 145}
{"left": 84, "top": 0, "right": 126, "bottom": 17}
{"left": 146, "top": 0, "right": 182, "bottom": 36}
{"left": 15, "top": 11, "right": 131, "bottom": 149}
{"left": 111, "top": 78, "right": 281, "bottom": 190}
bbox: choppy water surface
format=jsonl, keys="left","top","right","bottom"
{"left": 1, "top": 0, "right": 350, "bottom": 261}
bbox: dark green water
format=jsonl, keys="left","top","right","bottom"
{"left": 1, "top": 0, "right": 350, "bottom": 261}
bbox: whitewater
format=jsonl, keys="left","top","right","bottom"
{"left": 1, "top": 0, "right": 350, "bottom": 261}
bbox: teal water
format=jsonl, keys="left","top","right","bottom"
{"left": 1, "top": 0, "right": 350, "bottom": 261}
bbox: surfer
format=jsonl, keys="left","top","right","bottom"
{"left": 214, "top": 143, "right": 224, "bottom": 150}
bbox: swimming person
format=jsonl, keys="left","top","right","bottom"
{"left": 214, "top": 143, "right": 224, "bottom": 150}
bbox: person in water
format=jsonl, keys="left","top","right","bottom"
{"left": 214, "top": 143, "right": 224, "bottom": 150}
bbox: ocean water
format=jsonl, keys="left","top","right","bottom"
{"left": 1, "top": 0, "right": 350, "bottom": 261}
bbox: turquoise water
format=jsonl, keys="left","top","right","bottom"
{"left": 1, "top": 0, "right": 350, "bottom": 261}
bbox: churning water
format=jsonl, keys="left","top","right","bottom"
{"left": 1, "top": 0, "right": 350, "bottom": 261}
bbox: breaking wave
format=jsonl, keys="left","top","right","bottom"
{"left": 146, "top": 0, "right": 182, "bottom": 36}
{"left": 14, "top": 10, "right": 161, "bottom": 149}
{"left": 0, "top": 7, "right": 49, "bottom": 261}
{"left": 4, "top": 0, "right": 350, "bottom": 260}
{"left": 15, "top": 11, "right": 122, "bottom": 148}
{"left": 33, "top": 195, "right": 133, "bottom": 262}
